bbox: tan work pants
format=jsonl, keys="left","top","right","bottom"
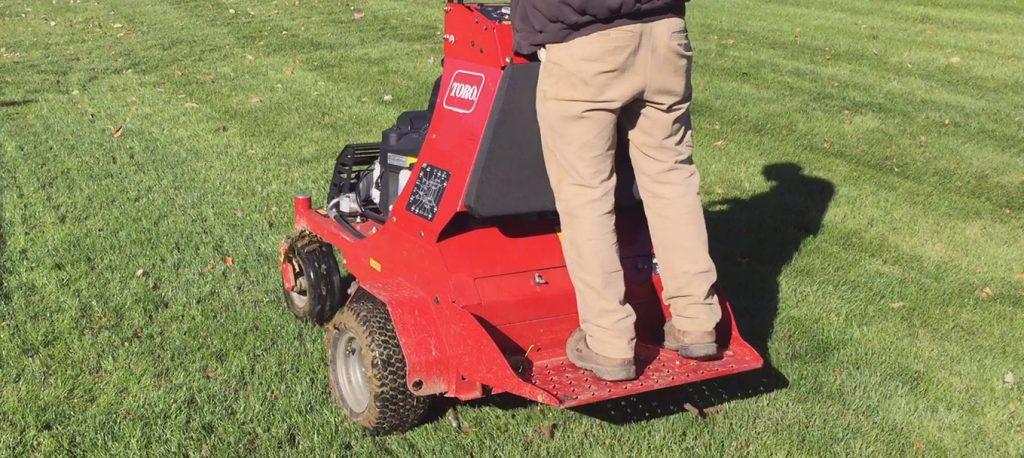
{"left": 537, "top": 17, "right": 721, "bottom": 359}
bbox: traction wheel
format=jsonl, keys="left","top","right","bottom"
{"left": 326, "top": 289, "right": 430, "bottom": 435}
{"left": 281, "top": 234, "right": 343, "bottom": 325}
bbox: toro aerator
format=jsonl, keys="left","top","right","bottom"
{"left": 278, "top": 1, "right": 763, "bottom": 434}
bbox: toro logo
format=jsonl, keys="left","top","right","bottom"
{"left": 442, "top": 70, "right": 485, "bottom": 114}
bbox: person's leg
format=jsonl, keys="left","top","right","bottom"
{"left": 537, "top": 25, "right": 644, "bottom": 361}
{"left": 624, "top": 18, "right": 722, "bottom": 349}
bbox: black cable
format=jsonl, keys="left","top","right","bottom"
{"left": 333, "top": 214, "right": 366, "bottom": 239}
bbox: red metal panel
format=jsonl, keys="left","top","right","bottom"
{"left": 442, "top": 3, "right": 519, "bottom": 68}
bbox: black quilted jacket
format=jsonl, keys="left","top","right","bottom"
{"left": 511, "top": 0, "right": 686, "bottom": 55}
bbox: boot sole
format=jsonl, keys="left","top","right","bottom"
{"left": 668, "top": 342, "right": 720, "bottom": 361}
{"left": 566, "top": 349, "right": 637, "bottom": 382}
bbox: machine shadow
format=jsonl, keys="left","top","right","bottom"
{"left": 442, "top": 163, "right": 834, "bottom": 425}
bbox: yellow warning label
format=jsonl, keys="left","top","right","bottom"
{"left": 369, "top": 258, "right": 382, "bottom": 272}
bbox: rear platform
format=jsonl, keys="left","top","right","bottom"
{"left": 522, "top": 339, "right": 762, "bottom": 407}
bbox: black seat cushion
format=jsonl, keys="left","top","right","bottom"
{"left": 464, "top": 63, "right": 640, "bottom": 218}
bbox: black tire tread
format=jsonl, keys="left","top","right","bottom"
{"left": 283, "top": 233, "right": 343, "bottom": 325}
{"left": 328, "top": 289, "right": 430, "bottom": 435}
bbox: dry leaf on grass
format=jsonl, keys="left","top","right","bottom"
{"left": 889, "top": 302, "right": 904, "bottom": 309}
{"left": 135, "top": 269, "right": 145, "bottom": 277}
{"left": 914, "top": 439, "right": 925, "bottom": 452}
{"left": 1005, "top": 371, "right": 1016, "bottom": 387}
{"left": 112, "top": 126, "right": 124, "bottom": 138}
{"left": 250, "top": 96, "right": 262, "bottom": 104}
{"left": 683, "top": 403, "right": 701, "bottom": 417}
{"left": 284, "top": 67, "right": 293, "bottom": 76}
{"left": 1013, "top": 272, "right": 1024, "bottom": 281}
{"left": 979, "top": 287, "right": 993, "bottom": 300}
{"left": 224, "top": 256, "right": 235, "bottom": 267}
{"left": 713, "top": 139, "right": 730, "bottom": 147}
{"left": 538, "top": 422, "right": 557, "bottom": 440}
{"left": 353, "top": 11, "right": 365, "bottom": 20}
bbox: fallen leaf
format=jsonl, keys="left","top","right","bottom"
{"left": 702, "top": 405, "right": 725, "bottom": 415}
{"left": 135, "top": 269, "right": 145, "bottom": 277}
{"left": 428, "top": 56, "right": 436, "bottom": 65}
{"left": 725, "top": 39, "right": 735, "bottom": 47}
{"left": 1005, "top": 371, "right": 1016, "bottom": 387}
{"left": 250, "top": 96, "right": 262, "bottom": 104}
{"left": 204, "top": 371, "right": 217, "bottom": 380}
{"left": 714, "top": 186, "right": 725, "bottom": 194}
{"left": 948, "top": 56, "right": 961, "bottom": 64}
{"left": 233, "top": 210, "right": 243, "bottom": 218}
{"left": 538, "top": 422, "right": 557, "bottom": 440}
{"left": 944, "top": 117, "right": 952, "bottom": 126}
{"left": 446, "top": 407, "right": 462, "bottom": 430}
{"left": 914, "top": 439, "right": 925, "bottom": 452}
{"left": 889, "top": 302, "right": 904, "bottom": 309}
{"left": 1013, "top": 272, "right": 1024, "bottom": 281}
{"left": 683, "top": 403, "right": 701, "bottom": 417}
{"left": 979, "top": 287, "right": 993, "bottom": 300}
{"left": 284, "top": 67, "right": 293, "bottom": 76}
{"left": 352, "top": 11, "right": 365, "bottom": 20}
{"left": 713, "top": 139, "right": 730, "bottom": 146}
{"left": 224, "top": 256, "right": 235, "bottom": 267}
{"left": 112, "top": 126, "right": 124, "bottom": 138}
{"left": 382, "top": 94, "right": 393, "bottom": 103}
{"left": 184, "top": 102, "right": 199, "bottom": 108}
{"left": 834, "top": 367, "right": 843, "bottom": 383}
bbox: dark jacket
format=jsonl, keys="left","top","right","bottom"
{"left": 512, "top": 0, "right": 686, "bottom": 55}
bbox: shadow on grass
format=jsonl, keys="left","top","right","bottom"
{"left": 454, "top": 163, "right": 833, "bottom": 425}
{"left": 707, "top": 163, "right": 834, "bottom": 367}
{"left": 0, "top": 99, "right": 35, "bottom": 108}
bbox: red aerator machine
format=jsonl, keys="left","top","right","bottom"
{"left": 279, "top": 2, "right": 762, "bottom": 434}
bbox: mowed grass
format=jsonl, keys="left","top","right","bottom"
{"left": 1, "top": 0, "right": 1022, "bottom": 454}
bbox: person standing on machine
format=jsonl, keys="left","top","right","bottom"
{"left": 512, "top": 0, "right": 721, "bottom": 381}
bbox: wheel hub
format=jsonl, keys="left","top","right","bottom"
{"left": 334, "top": 330, "right": 371, "bottom": 413}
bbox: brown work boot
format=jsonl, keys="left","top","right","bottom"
{"left": 664, "top": 323, "right": 720, "bottom": 360}
{"left": 565, "top": 328, "right": 637, "bottom": 382}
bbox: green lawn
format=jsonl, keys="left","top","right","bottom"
{"left": 2, "top": 0, "right": 1022, "bottom": 454}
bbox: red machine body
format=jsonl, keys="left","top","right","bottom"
{"left": 285, "top": 2, "right": 762, "bottom": 407}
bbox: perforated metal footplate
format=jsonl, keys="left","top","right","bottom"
{"left": 523, "top": 342, "right": 763, "bottom": 407}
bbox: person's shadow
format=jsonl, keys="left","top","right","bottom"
{"left": 572, "top": 162, "right": 835, "bottom": 423}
